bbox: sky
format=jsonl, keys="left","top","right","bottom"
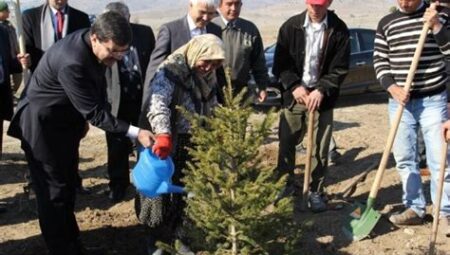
{"left": 7, "top": 0, "right": 399, "bottom": 15}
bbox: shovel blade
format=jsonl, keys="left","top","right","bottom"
{"left": 342, "top": 202, "right": 381, "bottom": 241}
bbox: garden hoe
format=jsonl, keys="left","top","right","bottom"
{"left": 342, "top": 22, "right": 430, "bottom": 241}
{"left": 428, "top": 141, "right": 448, "bottom": 255}
{"left": 301, "top": 110, "right": 316, "bottom": 211}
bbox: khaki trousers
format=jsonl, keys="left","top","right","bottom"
{"left": 277, "top": 103, "right": 333, "bottom": 192}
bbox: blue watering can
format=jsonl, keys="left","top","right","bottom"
{"left": 132, "top": 148, "right": 185, "bottom": 198}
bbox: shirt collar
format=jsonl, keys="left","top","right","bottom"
{"left": 187, "top": 14, "right": 203, "bottom": 32}
{"left": 303, "top": 14, "right": 328, "bottom": 29}
{"left": 49, "top": 5, "right": 67, "bottom": 15}
{"left": 218, "top": 10, "right": 232, "bottom": 26}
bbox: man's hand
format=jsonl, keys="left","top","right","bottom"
{"left": 258, "top": 90, "right": 267, "bottom": 103}
{"left": 17, "top": 53, "right": 30, "bottom": 68}
{"left": 292, "top": 86, "right": 309, "bottom": 105}
{"left": 306, "top": 89, "right": 324, "bottom": 111}
{"left": 137, "top": 129, "right": 155, "bottom": 148}
{"left": 442, "top": 120, "right": 450, "bottom": 142}
{"left": 387, "top": 84, "right": 409, "bottom": 106}
{"left": 424, "top": 3, "right": 443, "bottom": 33}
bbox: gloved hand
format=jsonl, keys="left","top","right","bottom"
{"left": 152, "top": 134, "right": 172, "bottom": 159}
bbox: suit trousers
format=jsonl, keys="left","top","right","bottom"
{"left": 106, "top": 101, "right": 140, "bottom": 189}
{"left": 105, "top": 132, "right": 133, "bottom": 189}
{"left": 277, "top": 103, "right": 333, "bottom": 192}
{"left": 22, "top": 138, "right": 82, "bottom": 254}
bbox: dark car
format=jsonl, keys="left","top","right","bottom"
{"left": 249, "top": 28, "right": 381, "bottom": 106}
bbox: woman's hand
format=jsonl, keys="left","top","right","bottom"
{"left": 152, "top": 134, "right": 172, "bottom": 159}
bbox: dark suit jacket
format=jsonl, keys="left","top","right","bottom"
{"left": 273, "top": 10, "right": 350, "bottom": 111}
{"left": 22, "top": 4, "right": 91, "bottom": 72}
{"left": 8, "top": 29, "right": 129, "bottom": 164}
{"left": 141, "top": 16, "right": 222, "bottom": 110}
{"left": 106, "top": 23, "right": 155, "bottom": 117}
{"left": 0, "top": 26, "right": 21, "bottom": 121}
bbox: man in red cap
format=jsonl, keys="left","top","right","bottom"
{"left": 273, "top": 0, "right": 350, "bottom": 212}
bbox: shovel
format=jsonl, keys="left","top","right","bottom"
{"left": 428, "top": 141, "right": 448, "bottom": 255}
{"left": 342, "top": 23, "right": 430, "bottom": 241}
{"left": 301, "top": 110, "right": 316, "bottom": 211}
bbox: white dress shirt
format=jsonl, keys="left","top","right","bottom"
{"left": 187, "top": 15, "right": 206, "bottom": 37}
{"left": 302, "top": 16, "right": 327, "bottom": 88}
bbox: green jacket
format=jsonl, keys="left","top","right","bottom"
{"left": 212, "top": 16, "right": 269, "bottom": 92}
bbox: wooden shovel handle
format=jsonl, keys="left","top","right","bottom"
{"left": 368, "top": 23, "right": 430, "bottom": 200}
{"left": 302, "top": 110, "right": 316, "bottom": 209}
{"left": 12, "top": 0, "right": 29, "bottom": 81}
{"left": 429, "top": 141, "right": 448, "bottom": 254}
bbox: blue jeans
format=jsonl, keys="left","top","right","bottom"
{"left": 389, "top": 91, "right": 450, "bottom": 217}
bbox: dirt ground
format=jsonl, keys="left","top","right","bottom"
{"left": 1, "top": 93, "right": 449, "bottom": 255}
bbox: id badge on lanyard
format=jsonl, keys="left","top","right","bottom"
{"left": 0, "top": 56, "right": 4, "bottom": 84}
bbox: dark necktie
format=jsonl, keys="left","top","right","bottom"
{"left": 227, "top": 21, "right": 235, "bottom": 29}
{"left": 56, "top": 10, "right": 64, "bottom": 40}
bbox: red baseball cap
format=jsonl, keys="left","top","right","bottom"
{"left": 306, "top": 0, "right": 329, "bottom": 6}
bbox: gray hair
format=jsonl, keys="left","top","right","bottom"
{"left": 190, "top": 0, "right": 218, "bottom": 8}
{"left": 104, "top": 2, "right": 130, "bottom": 21}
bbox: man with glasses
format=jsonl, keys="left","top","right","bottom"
{"left": 7, "top": 12, "right": 155, "bottom": 254}
{"left": 103, "top": 2, "right": 155, "bottom": 203}
{"left": 21, "top": 0, "right": 91, "bottom": 197}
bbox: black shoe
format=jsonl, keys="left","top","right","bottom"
{"left": 309, "top": 192, "right": 327, "bottom": 213}
{"left": 76, "top": 246, "right": 106, "bottom": 255}
{"left": 0, "top": 205, "right": 6, "bottom": 214}
{"left": 79, "top": 245, "right": 107, "bottom": 255}
{"left": 274, "top": 183, "right": 298, "bottom": 205}
{"left": 108, "top": 185, "right": 128, "bottom": 203}
{"left": 76, "top": 186, "right": 92, "bottom": 195}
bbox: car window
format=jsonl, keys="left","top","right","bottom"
{"left": 350, "top": 30, "right": 358, "bottom": 54}
{"left": 358, "top": 30, "right": 375, "bottom": 52}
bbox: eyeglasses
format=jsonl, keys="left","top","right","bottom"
{"left": 99, "top": 41, "right": 129, "bottom": 58}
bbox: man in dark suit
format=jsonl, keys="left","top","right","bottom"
{"left": 141, "top": 0, "right": 221, "bottom": 112}
{"left": 103, "top": 2, "right": 156, "bottom": 203}
{"left": 22, "top": 0, "right": 91, "bottom": 72}
{"left": 7, "top": 12, "right": 154, "bottom": 255}
{"left": 22, "top": 0, "right": 91, "bottom": 194}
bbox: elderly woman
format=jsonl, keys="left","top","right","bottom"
{"left": 136, "top": 34, "right": 225, "bottom": 255}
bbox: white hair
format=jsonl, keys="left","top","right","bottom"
{"left": 189, "top": 0, "right": 218, "bottom": 8}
